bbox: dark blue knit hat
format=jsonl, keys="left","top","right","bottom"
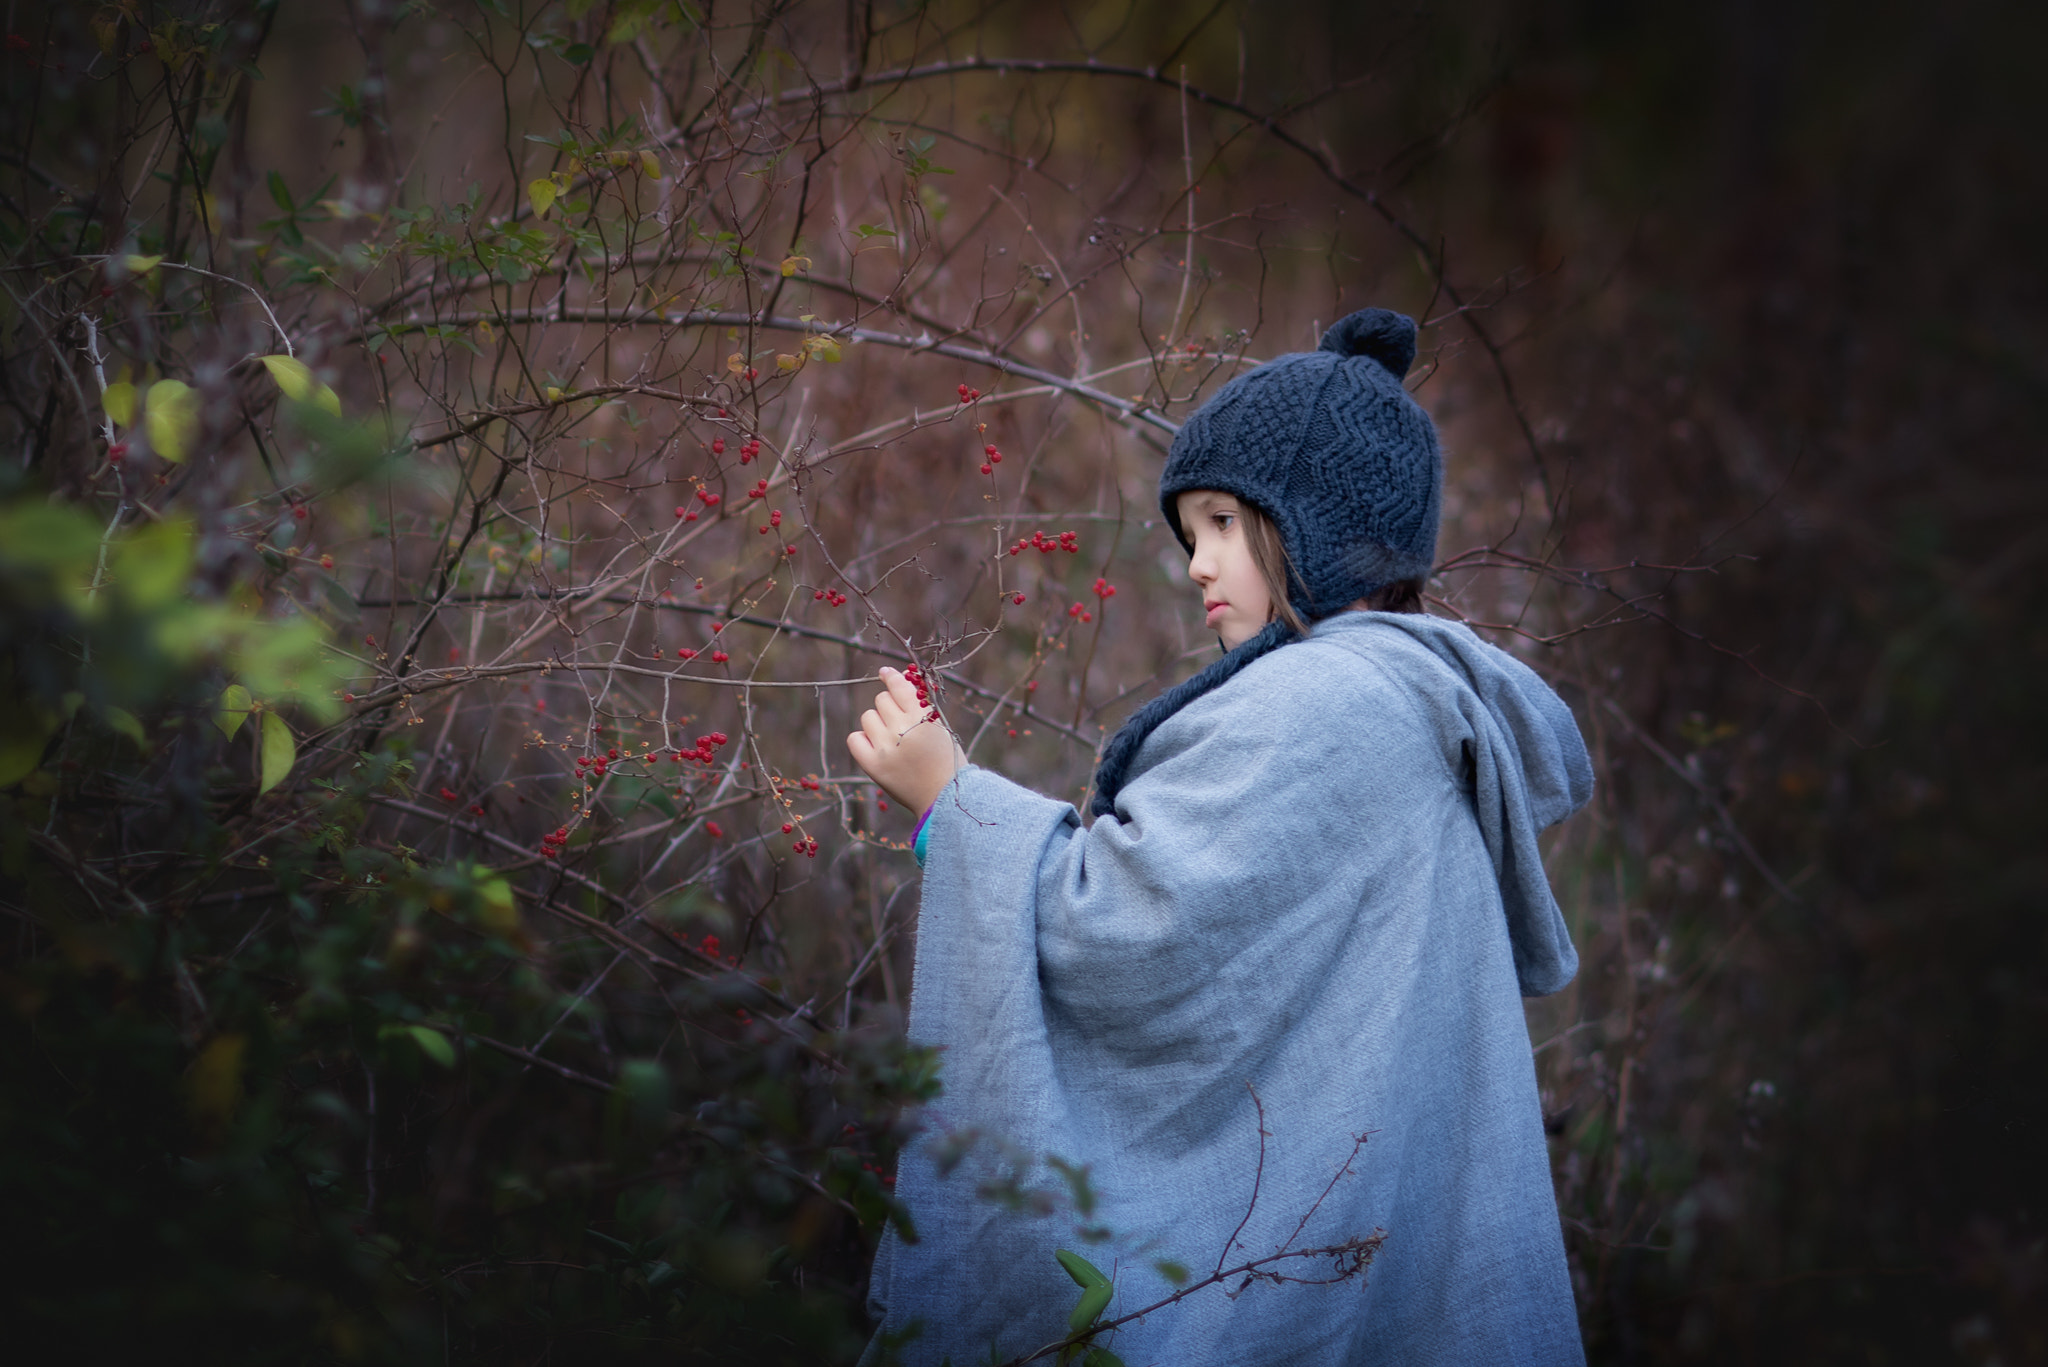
{"left": 1089, "top": 308, "right": 1441, "bottom": 817}
{"left": 1158, "top": 307, "right": 1441, "bottom": 616}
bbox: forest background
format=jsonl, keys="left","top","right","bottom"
{"left": 1, "top": 0, "right": 2041, "bottom": 1362}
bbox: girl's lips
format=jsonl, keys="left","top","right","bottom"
{"left": 1204, "top": 602, "right": 1228, "bottom": 627}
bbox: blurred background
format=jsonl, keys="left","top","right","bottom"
{"left": 1, "top": 0, "right": 2041, "bottom": 1361}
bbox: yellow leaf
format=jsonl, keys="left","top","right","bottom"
{"left": 803, "top": 335, "right": 842, "bottom": 362}
{"left": 103, "top": 380, "right": 137, "bottom": 428}
{"left": 725, "top": 352, "right": 746, "bottom": 375}
{"left": 528, "top": 178, "right": 557, "bottom": 219}
{"left": 260, "top": 354, "right": 314, "bottom": 401}
{"left": 476, "top": 319, "right": 496, "bottom": 344}
{"left": 123, "top": 254, "right": 164, "bottom": 276}
{"left": 258, "top": 709, "right": 295, "bottom": 795}
{"left": 779, "top": 254, "right": 811, "bottom": 278}
{"left": 144, "top": 379, "right": 199, "bottom": 463}
{"left": 261, "top": 355, "right": 339, "bottom": 415}
{"left": 544, "top": 385, "right": 564, "bottom": 404}
{"left": 476, "top": 875, "right": 519, "bottom": 935}
{"left": 639, "top": 149, "right": 662, "bottom": 179}
{"left": 215, "top": 684, "right": 254, "bottom": 740}
{"left": 776, "top": 353, "right": 800, "bottom": 372}
{"left": 186, "top": 1033, "right": 248, "bottom": 1131}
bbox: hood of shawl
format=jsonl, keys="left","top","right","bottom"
{"left": 1307, "top": 610, "right": 1593, "bottom": 992}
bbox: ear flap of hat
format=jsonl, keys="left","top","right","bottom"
{"left": 1318, "top": 308, "right": 1417, "bottom": 379}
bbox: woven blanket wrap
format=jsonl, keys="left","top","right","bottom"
{"left": 866, "top": 611, "right": 1592, "bottom": 1366}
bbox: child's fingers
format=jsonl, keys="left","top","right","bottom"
{"left": 859, "top": 707, "right": 898, "bottom": 753}
{"left": 879, "top": 666, "right": 923, "bottom": 713}
{"left": 871, "top": 686, "right": 908, "bottom": 730}
{"left": 846, "top": 730, "right": 877, "bottom": 770}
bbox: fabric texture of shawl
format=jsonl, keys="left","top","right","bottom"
{"left": 866, "top": 611, "right": 1593, "bottom": 1367}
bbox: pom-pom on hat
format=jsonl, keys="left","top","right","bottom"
{"left": 1159, "top": 307, "right": 1441, "bottom": 617}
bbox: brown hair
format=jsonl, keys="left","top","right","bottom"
{"left": 1239, "top": 502, "right": 1425, "bottom": 631}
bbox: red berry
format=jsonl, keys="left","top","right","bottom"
{"left": 698, "top": 490, "right": 720, "bottom": 505}
{"left": 984, "top": 445, "right": 998, "bottom": 456}
{"left": 711, "top": 650, "right": 728, "bottom": 663}
{"left": 712, "top": 437, "right": 725, "bottom": 454}
{"left": 705, "top": 821, "right": 724, "bottom": 839}
{"left": 990, "top": 451, "right": 1001, "bottom": 463}
{"left": 107, "top": 441, "right": 127, "bottom": 461}
{"left": 676, "top": 506, "right": 687, "bottom": 518}
{"left": 292, "top": 504, "right": 308, "bottom": 521}
{"left": 979, "top": 464, "right": 992, "bottom": 475}
{"left": 769, "top": 509, "right": 781, "bottom": 527}
{"left": 439, "top": 787, "right": 457, "bottom": 802}
{"left": 782, "top": 822, "right": 793, "bottom": 833}
{"left": 678, "top": 648, "right": 697, "bottom": 659}
{"left": 814, "top": 589, "right": 826, "bottom": 600}
{"left": 1012, "top": 593, "right": 1026, "bottom": 605}
{"left": 1026, "top": 680, "right": 1038, "bottom": 692}
{"left": 320, "top": 554, "right": 334, "bottom": 570}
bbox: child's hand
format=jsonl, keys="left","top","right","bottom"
{"left": 847, "top": 666, "right": 966, "bottom": 816}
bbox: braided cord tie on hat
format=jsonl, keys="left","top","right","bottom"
{"left": 1089, "top": 618, "right": 1295, "bottom": 817}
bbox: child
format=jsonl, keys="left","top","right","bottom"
{"left": 849, "top": 309, "right": 1592, "bottom": 1365}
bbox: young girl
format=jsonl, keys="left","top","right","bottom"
{"left": 849, "top": 309, "right": 1591, "bottom": 1365}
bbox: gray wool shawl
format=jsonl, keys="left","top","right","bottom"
{"left": 867, "top": 612, "right": 1592, "bottom": 1366}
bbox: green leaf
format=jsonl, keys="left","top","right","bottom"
{"left": 102, "top": 380, "right": 137, "bottom": 428}
{"left": 1056, "top": 1249, "right": 1110, "bottom": 1289}
{"left": 1082, "top": 1348, "right": 1127, "bottom": 1367}
{"left": 102, "top": 706, "right": 147, "bottom": 748}
{"left": 406, "top": 1024, "right": 456, "bottom": 1068}
{"left": 1152, "top": 1258, "right": 1189, "bottom": 1286}
{"left": 215, "top": 684, "right": 254, "bottom": 740}
{"left": 123, "top": 253, "right": 164, "bottom": 276}
{"left": 267, "top": 169, "right": 293, "bottom": 212}
{"left": 1068, "top": 1280, "right": 1112, "bottom": 1334}
{"left": 528, "top": 178, "right": 557, "bottom": 219}
{"left": 144, "top": 379, "right": 200, "bottom": 462}
{"left": 258, "top": 708, "right": 295, "bottom": 794}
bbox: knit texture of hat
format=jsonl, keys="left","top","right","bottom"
{"left": 1159, "top": 307, "right": 1441, "bottom": 618}
{"left": 1089, "top": 308, "right": 1441, "bottom": 818}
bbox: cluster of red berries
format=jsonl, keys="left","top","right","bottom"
{"left": 438, "top": 787, "right": 459, "bottom": 803}
{"left": 698, "top": 932, "right": 740, "bottom": 966}
{"left": 738, "top": 438, "right": 762, "bottom": 463}
{"left": 704, "top": 820, "right": 725, "bottom": 839}
{"left": 755, "top": 509, "right": 783, "bottom": 535}
{"left": 1068, "top": 602, "right": 1093, "bottom": 622}
{"left": 746, "top": 478, "right": 769, "bottom": 499}
{"left": 979, "top": 443, "right": 1003, "bottom": 475}
{"left": 107, "top": 441, "right": 128, "bottom": 462}
{"left": 814, "top": 587, "right": 849, "bottom": 606}
{"left": 859, "top": 1161, "right": 896, "bottom": 1188}
{"left": 670, "top": 731, "right": 729, "bottom": 765}
{"left": 1008, "top": 529, "right": 1080, "bottom": 556}
{"left": 1093, "top": 576, "right": 1117, "bottom": 599}
{"left": 955, "top": 382, "right": 982, "bottom": 403}
{"left": 676, "top": 487, "right": 722, "bottom": 521}
{"left": 539, "top": 825, "right": 570, "bottom": 859}
{"left": 1008, "top": 592, "right": 1026, "bottom": 605}
{"left": 791, "top": 835, "right": 820, "bottom": 858}
{"left": 575, "top": 747, "right": 622, "bottom": 780}
{"left": 903, "top": 665, "right": 941, "bottom": 722}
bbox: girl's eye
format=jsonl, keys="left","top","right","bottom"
{"left": 1214, "top": 513, "right": 1235, "bottom": 531}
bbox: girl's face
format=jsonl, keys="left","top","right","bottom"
{"left": 1175, "top": 489, "right": 1273, "bottom": 650}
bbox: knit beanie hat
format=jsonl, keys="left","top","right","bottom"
{"left": 1089, "top": 308, "right": 1441, "bottom": 817}
{"left": 1158, "top": 307, "right": 1441, "bottom": 617}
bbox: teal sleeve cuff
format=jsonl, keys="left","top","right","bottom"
{"left": 911, "top": 805, "right": 933, "bottom": 866}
